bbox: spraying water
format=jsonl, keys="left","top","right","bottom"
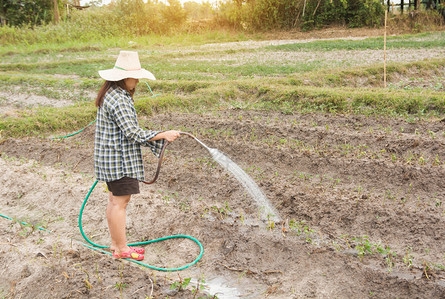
{"left": 182, "top": 133, "right": 280, "bottom": 223}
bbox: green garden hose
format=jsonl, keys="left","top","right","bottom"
{"left": 78, "top": 179, "right": 204, "bottom": 272}
{"left": 0, "top": 213, "right": 49, "bottom": 232}
{"left": 51, "top": 120, "right": 97, "bottom": 140}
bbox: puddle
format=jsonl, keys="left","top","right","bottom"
{"left": 199, "top": 277, "right": 241, "bottom": 299}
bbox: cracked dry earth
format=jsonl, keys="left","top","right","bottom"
{"left": 1, "top": 107, "right": 445, "bottom": 298}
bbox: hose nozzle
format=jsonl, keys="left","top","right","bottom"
{"left": 180, "top": 132, "right": 212, "bottom": 151}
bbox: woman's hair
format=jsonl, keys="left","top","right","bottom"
{"left": 95, "top": 79, "right": 136, "bottom": 107}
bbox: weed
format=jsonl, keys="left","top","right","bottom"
{"left": 0, "top": 289, "right": 8, "bottom": 299}
{"left": 170, "top": 275, "right": 191, "bottom": 292}
{"left": 114, "top": 282, "right": 128, "bottom": 292}
{"left": 161, "top": 191, "right": 178, "bottom": 204}
{"left": 423, "top": 261, "right": 432, "bottom": 279}
{"left": 428, "top": 130, "right": 436, "bottom": 139}
{"left": 295, "top": 171, "right": 312, "bottom": 181}
{"left": 115, "top": 263, "right": 128, "bottom": 298}
{"left": 266, "top": 214, "right": 275, "bottom": 230}
{"left": 179, "top": 199, "right": 191, "bottom": 212}
{"left": 434, "top": 263, "right": 445, "bottom": 271}
{"left": 52, "top": 240, "right": 65, "bottom": 262}
{"left": 403, "top": 248, "right": 414, "bottom": 268}
{"left": 191, "top": 275, "right": 206, "bottom": 298}
{"left": 239, "top": 212, "right": 245, "bottom": 225}
{"left": 352, "top": 235, "right": 396, "bottom": 269}
{"left": 81, "top": 269, "right": 93, "bottom": 290}
{"left": 391, "top": 153, "right": 398, "bottom": 163}
{"left": 11, "top": 217, "right": 47, "bottom": 237}
{"left": 353, "top": 236, "right": 373, "bottom": 258}
{"left": 237, "top": 270, "right": 247, "bottom": 281}
{"left": 332, "top": 241, "right": 342, "bottom": 252}
{"left": 94, "top": 262, "right": 102, "bottom": 283}
{"left": 210, "top": 201, "right": 232, "bottom": 219}
{"left": 385, "top": 190, "right": 396, "bottom": 201}
{"left": 330, "top": 178, "right": 341, "bottom": 188}
{"left": 356, "top": 185, "right": 363, "bottom": 195}
{"left": 288, "top": 219, "right": 314, "bottom": 240}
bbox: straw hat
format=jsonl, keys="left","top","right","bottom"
{"left": 98, "top": 51, "right": 156, "bottom": 81}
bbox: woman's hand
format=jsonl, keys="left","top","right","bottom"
{"left": 157, "top": 130, "right": 181, "bottom": 142}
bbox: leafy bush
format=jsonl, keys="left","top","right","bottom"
{"left": 216, "top": 0, "right": 385, "bottom": 31}
{"left": 302, "top": 0, "right": 384, "bottom": 30}
{"left": 1, "top": 0, "right": 53, "bottom": 27}
{"left": 0, "top": 0, "right": 189, "bottom": 45}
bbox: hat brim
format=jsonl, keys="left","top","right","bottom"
{"left": 98, "top": 68, "right": 156, "bottom": 81}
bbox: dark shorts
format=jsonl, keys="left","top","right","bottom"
{"left": 106, "top": 177, "right": 140, "bottom": 196}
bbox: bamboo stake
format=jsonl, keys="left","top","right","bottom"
{"left": 384, "top": 9, "right": 387, "bottom": 88}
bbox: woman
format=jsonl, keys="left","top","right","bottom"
{"left": 94, "top": 51, "right": 180, "bottom": 261}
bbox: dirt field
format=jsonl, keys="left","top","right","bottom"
{"left": 1, "top": 28, "right": 445, "bottom": 299}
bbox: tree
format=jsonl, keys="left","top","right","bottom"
{"left": 0, "top": 0, "right": 54, "bottom": 26}
{"left": 161, "top": 0, "right": 187, "bottom": 31}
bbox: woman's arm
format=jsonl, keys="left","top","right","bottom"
{"left": 150, "top": 130, "right": 181, "bottom": 142}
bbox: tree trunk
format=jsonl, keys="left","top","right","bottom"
{"left": 53, "top": 0, "right": 60, "bottom": 24}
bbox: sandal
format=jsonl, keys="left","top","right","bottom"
{"left": 112, "top": 247, "right": 144, "bottom": 261}
{"left": 130, "top": 247, "right": 145, "bottom": 254}
{"left": 110, "top": 246, "right": 145, "bottom": 254}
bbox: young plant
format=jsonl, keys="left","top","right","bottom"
{"left": 211, "top": 201, "right": 232, "bottom": 220}
{"left": 266, "top": 213, "right": 276, "bottom": 230}
{"left": 191, "top": 275, "right": 206, "bottom": 298}
{"left": 288, "top": 219, "right": 314, "bottom": 243}
{"left": 353, "top": 236, "right": 373, "bottom": 259}
{"left": 82, "top": 269, "right": 93, "bottom": 290}
{"left": 170, "top": 276, "right": 191, "bottom": 292}
{"left": 115, "top": 263, "right": 128, "bottom": 297}
{"left": 403, "top": 248, "right": 414, "bottom": 268}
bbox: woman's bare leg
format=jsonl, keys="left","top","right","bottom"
{"left": 107, "top": 192, "right": 131, "bottom": 253}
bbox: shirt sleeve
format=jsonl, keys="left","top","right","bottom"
{"left": 110, "top": 93, "right": 165, "bottom": 157}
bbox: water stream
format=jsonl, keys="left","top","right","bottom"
{"left": 192, "top": 135, "right": 280, "bottom": 223}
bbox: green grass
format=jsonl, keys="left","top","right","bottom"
{"left": 0, "top": 30, "right": 444, "bottom": 138}
{"left": 268, "top": 31, "right": 445, "bottom": 51}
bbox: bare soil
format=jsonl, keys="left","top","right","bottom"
{"left": 1, "top": 28, "right": 445, "bottom": 299}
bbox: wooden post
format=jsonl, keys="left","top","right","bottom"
{"left": 384, "top": 9, "right": 387, "bottom": 88}
{"left": 302, "top": 0, "right": 307, "bottom": 17}
{"left": 53, "top": 0, "right": 60, "bottom": 24}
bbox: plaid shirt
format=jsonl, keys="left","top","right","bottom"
{"left": 94, "top": 85, "right": 164, "bottom": 182}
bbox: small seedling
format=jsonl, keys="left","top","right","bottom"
{"left": 82, "top": 269, "right": 93, "bottom": 290}
{"left": 288, "top": 219, "right": 314, "bottom": 243}
{"left": 267, "top": 219, "right": 275, "bottom": 231}
{"left": 239, "top": 212, "right": 245, "bottom": 225}
{"left": 114, "top": 282, "right": 128, "bottom": 291}
{"left": 170, "top": 276, "right": 191, "bottom": 292}
{"left": 353, "top": 236, "right": 373, "bottom": 258}
{"left": 191, "top": 275, "right": 206, "bottom": 297}
{"left": 403, "top": 248, "right": 414, "bottom": 268}
{"left": 211, "top": 201, "right": 232, "bottom": 219}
